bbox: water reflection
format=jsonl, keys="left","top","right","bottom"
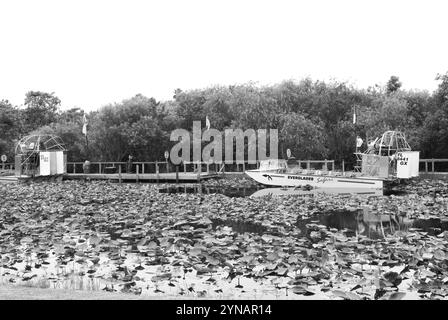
{"left": 158, "top": 186, "right": 385, "bottom": 198}
{"left": 296, "top": 208, "right": 448, "bottom": 240}
{"left": 158, "top": 185, "right": 262, "bottom": 197}
{"left": 250, "top": 187, "right": 383, "bottom": 198}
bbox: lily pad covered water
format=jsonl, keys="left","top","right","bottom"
{"left": 1, "top": 179, "right": 448, "bottom": 299}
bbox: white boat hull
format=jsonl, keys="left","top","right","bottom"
{"left": 250, "top": 187, "right": 383, "bottom": 197}
{"left": 245, "top": 170, "right": 383, "bottom": 189}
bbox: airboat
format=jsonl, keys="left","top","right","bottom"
{"left": 14, "top": 134, "right": 67, "bottom": 178}
{"left": 245, "top": 131, "right": 420, "bottom": 189}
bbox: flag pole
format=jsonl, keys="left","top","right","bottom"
{"left": 353, "top": 105, "right": 357, "bottom": 152}
{"left": 85, "top": 132, "right": 89, "bottom": 158}
{"left": 82, "top": 114, "right": 89, "bottom": 159}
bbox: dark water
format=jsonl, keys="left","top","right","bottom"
{"left": 159, "top": 186, "right": 392, "bottom": 198}
{"left": 210, "top": 211, "right": 448, "bottom": 240}
{"left": 210, "top": 218, "right": 268, "bottom": 235}
{"left": 209, "top": 211, "right": 448, "bottom": 240}
{"left": 158, "top": 186, "right": 261, "bottom": 197}
{"left": 296, "top": 209, "right": 448, "bottom": 239}
{"left": 383, "top": 189, "right": 408, "bottom": 196}
{"left": 207, "top": 204, "right": 448, "bottom": 240}
{"left": 159, "top": 186, "right": 448, "bottom": 240}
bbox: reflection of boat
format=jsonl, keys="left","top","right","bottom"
{"left": 250, "top": 187, "right": 383, "bottom": 198}
{"left": 245, "top": 131, "right": 419, "bottom": 190}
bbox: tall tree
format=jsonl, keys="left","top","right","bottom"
{"left": 88, "top": 94, "right": 168, "bottom": 161}
{"left": 0, "top": 99, "right": 22, "bottom": 157}
{"left": 386, "top": 76, "right": 402, "bottom": 94}
{"left": 23, "top": 91, "right": 61, "bottom": 132}
{"left": 279, "top": 112, "right": 328, "bottom": 159}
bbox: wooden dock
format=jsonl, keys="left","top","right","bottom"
{"left": 0, "top": 175, "right": 18, "bottom": 183}
{"left": 65, "top": 172, "right": 219, "bottom": 182}
{"left": 3, "top": 158, "right": 447, "bottom": 184}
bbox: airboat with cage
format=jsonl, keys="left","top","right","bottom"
{"left": 245, "top": 130, "right": 419, "bottom": 189}
{"left": 14, "top": 134, "right": 67, "bottom": 177}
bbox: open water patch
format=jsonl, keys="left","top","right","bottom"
{"left": 210, "top": 218, "right": 268, "bottom": 235}
{"left": 158, "top": 186, "right": 261, "bottom": 197}
{"left": 296, "top": 209, "right": 448, "bottom": 240}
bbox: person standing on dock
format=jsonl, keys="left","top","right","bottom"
{"left": 83, "top": 160, "right": 91, "bottom": 174}
{"left": 126, "top": 155, "right": 133, "bottom": 173}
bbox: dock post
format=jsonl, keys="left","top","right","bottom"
{"left": 142, "top": 163, "right": 145, "bottom": 174}
{"left": 242, "top": 161, "right": 245, "bottom": 172}
{"left": 425, "top": 161, "right": 428, "bottom": 173}
{"left": 166, "top": 161, "right": 169, "bottom": 173}
{"left": 73, "top": 163, "right": 76, "bottom": 174}
{"left": 99, "top": 163, "right": 102, "bottom": 174}
{"left": 342, "top": 160, "right": 345, "bottom": 173}
{"left": 118, "top": 165, "right": 122, "bottom": 183}
{"left": 432, "top": 159, "right": 435, "bottom": 172}
{"left": 332, "top": 160, "right": 335, "bottom": 171}
{"left": 176, "top": 166, "right": 179, "bottom": 184}
{"left": 156, "top": 162, "right": 160, "bottom": 183}
{"left": 197, "top": 161, "right": 201, "bottom": 182}
{"left": 136, "top": 165, "right": 139, "bottom": 183}
{"left": 207, "top": 162, "right": 210, "bottom": 174}
{"left": 183, "top": 163, "right": 186, "bottom": 173}
{"left": 307, "top": 160, "right": 310, "bottom": 170}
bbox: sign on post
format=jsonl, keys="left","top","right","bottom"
{"left": 164, "top": 151, "right": 169, "bottom": 160}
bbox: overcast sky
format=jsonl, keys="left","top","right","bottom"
{"left": 1, "top": 0, "right": 447, "bottom": 111}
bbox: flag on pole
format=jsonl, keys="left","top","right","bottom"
{"left": 356, "top": 136, "right": 363, "bottom": 148}
{"left": 205, "top": 116, "right": 211, "bottom": 130}
{"left": 82, "top": 114, "right": 88, "bottom": 135}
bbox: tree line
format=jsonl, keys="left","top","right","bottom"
{"left": 1, "top": 73, "right": 448, "bottom": 167}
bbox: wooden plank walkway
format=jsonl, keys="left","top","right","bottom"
{"left": 0, "top": 176, "right": 18, "bottom": 183}
{"left": 65, "top": 172, "right": 219, "bottom": 182}
{"left": 419, "top": 172, "right": 448, "bottom": 180}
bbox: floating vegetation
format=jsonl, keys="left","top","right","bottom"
{"left": 0, "top": 179, "right": 448, "bottom": 299}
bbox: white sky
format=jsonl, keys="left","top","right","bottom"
{"left": 1, "top": 0, "right": 447, "bottom": 111}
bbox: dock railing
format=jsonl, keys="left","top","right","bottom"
{"left": 419, "top": 159, "right": 448, "bottom": 173}
{"left": 67, "top": 161, "right": 260, "bottom": 175}
{"left": 65, "top": 158, "right": 448, "bottom": 175}
{"left": 66, "top": 159, "right": 337, "bottom": 175}
{"left": 0, "top": 163, "right": 15, "bottom": 175}
{"left": 68, "top": 161, "right": 176, "bottom": 175}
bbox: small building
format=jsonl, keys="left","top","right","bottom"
{"left": 15, "top": 135, "right": 67, "bottom": 177}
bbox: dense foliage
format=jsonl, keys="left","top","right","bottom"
{"left": 1, "top": 74, "right": 448, "bottom": 166}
